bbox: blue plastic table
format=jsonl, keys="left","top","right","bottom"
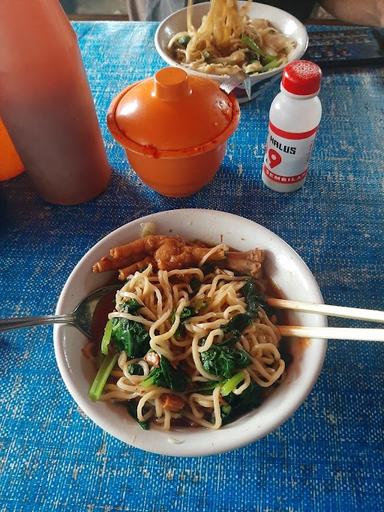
{"left": 0, "top": 22, "right": 383, "bottom": 511}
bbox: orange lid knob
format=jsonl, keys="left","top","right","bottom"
{"left": 154, "top": 67, "right": 191, "bottom": 102}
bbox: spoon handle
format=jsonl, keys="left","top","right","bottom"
{"left": 0, "top": 314, "right": 74, "bottom": 332}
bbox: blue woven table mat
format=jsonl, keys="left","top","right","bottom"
{"left": 0, "top": 22, "right": 383, "bottom": 511}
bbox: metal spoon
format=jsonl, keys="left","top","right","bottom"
{"left": 0, "top": 284, "right": 121, "bottom": 337}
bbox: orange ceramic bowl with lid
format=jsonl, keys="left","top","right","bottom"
{"left": 107, "top": 67, "right": 240, "bottom": 197}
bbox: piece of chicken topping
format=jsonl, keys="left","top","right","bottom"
{"left": 92, "top": 235, "right": 264, "bottom": 280}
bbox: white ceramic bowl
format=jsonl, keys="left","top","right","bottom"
{"left": 154, "top": 1, "right": 309, "bottom": 102}
{"left": 54, "top": 209, "right": 327, "bottom": 456}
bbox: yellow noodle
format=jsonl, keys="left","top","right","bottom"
{"left": 192, "top": 335, "right": 221, "bottom": 381}
{"left": 232, "top": 370, "right": 251, "bottom": 395}
{"left": 163, "top": 410, "right": 172, "bottom": 431}
{"left": 167, "top": 268, "right": 205, "bottom": 280}
{"left": 108, "top": 311, "right": 153, "bottom": 327}
{"left": 155, "top": 397, "right": 163, "bottom": 418}
{"left": 98, "top": 245, "right": 287, "bottom": 432}
{"left": 149, "top": 298, "right": 187, "bottom": 358}
{"left": 137, "top": 390, "right": 163, "bottom": 422}
{"left": 197, "top": 328, "right": 223, "bottom": 352}
{"left": 199, "top": 243, "right": 228, "bottom": 266}
{"left": 169, "top": 0, "right": 296, "bottom": 76}
{"left": 184, "top": 387, "right": 222, "bottom": 429}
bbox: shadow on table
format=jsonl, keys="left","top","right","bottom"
{"left": 0, "top": 336, "right": 11, "bottom": 353}
{"left": 181, "top": 161, "right": 318, "bottom": 224}
{"left": 0, "top": 170, "right": 150, "bottom": 237}
{"left": 1, "top": 159, "right": 331, "bottom": 246}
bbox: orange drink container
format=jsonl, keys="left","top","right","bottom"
{"left": 0, "top": 0, "right": 110, "bottom": 205}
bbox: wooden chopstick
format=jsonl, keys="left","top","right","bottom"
{"left": 278, "top": 326, "right": 384, "bottom": 341}
{"left": 267, "top": 298, "right": 384, "bottom": 324}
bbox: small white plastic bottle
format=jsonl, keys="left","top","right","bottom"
{"left": 262, "top": 60, "right": 322, "bottom": 192}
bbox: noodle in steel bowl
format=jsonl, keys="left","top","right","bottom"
{"left": 88, "top": 233, "right": 286, "bottom": 431}
{"left": 168, "top": 0, "right": 296, "bottom": 76}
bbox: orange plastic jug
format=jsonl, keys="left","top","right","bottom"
{"left": 0, "top": 0, "right": 111, "bottom": 204}
{"left": 0, "top": 118, "right": 24, "bottom": 182}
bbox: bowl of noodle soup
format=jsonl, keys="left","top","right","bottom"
{"left": 154, "top": 1, "right": 308, "bottom": 102}
{"left": 54, "top": 209, "right": 327, "bottom": 456}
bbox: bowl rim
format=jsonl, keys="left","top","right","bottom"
{"left": 54, "top": 208, "right": 327, "bottom": 456}
{"left": 154, "top": 1, "right": 309, "bottom": 82}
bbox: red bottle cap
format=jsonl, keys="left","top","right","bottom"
{"left": 282, "top": 60, "right": 322, "bottom": 96}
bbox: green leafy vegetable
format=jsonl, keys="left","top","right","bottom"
{"left": 128, "top": 363, "right": 144, "bottom": 376}
{"left": 220, "top": 404, "right": 232, "bottom": 421}
{"left": 121, "top": 299, "right": 142, "bottom": 314}
{"left": 260, "top": 58, "right": 280, "bottom": 72}
{"left": 222, "top": 313, "right": 252, "bottom": 334}
{"left": 203, "top": 50, "right": 212, "bottom": 62}
{"left": 241, "top": 34, "right": 279, "bottom": 73}
{"left": 242, "top": 280, "right": 263, "bottom": 316}
{"left": 201, "top": 262, "right": 215, "bottom": 275}
{"left": 242, "top": 279, "right": 271, "bottom": 316}
{"left": 220, "top": 371, "right": 246, "bottom": 397}
{"left": 170, "top": 306, "right": 194, "bottom": 326}
{"left": 261, "top": 54, "right": 277, "bottom": 65}
{"left": 110, "top": 299, "right": 147, "bottom": 357}
{"left": 88, "top": 353, "right": 118, "bottom": 401}
{"left": 241, "top": 34, "right": 278, "bottom": 64}
{"left": 218, "top": 335, "right": 241, "bottom": 347}
{"left": 101, "top": 319, "right": 113, "bottom": 355}
{"left": 179, "top": 307, "right": 194, "bottom": 322}
{"left": 141, "top": 367, "right": 163, "bottom": 387}
{"left": 177, "top": 34, "right": 191, "bottom": 48}
{"left": 221, "top": 382, "right": 263, "bottom": 425}
{"left": 241, "top": 34, "right": 264, "bottom": 58}
{"left": 189, "top": 380, "right": 221, "bottom": 395}
{"left": 201, "top": 345, "right": 250, "bottom": 379}
{"left": 190, "top": 277, "right": 201, "bottom": 296}
{"left": 172, "top": 306, "right": 195, "bottom": 339}
{"left": 141, "top": 356, "right": 189, "bottom": 392}
{"left": 218, "top": 280, "right": 270, "bottom": 347}
{"left": 160, "top": 356, "right": 189, "bottom": 392}
{"left": 111, "top": 317, "right": 150, "bottom": 358}
{"left": 220, "top": 313, "right": 252, "bottom": 346}
{"left": 197, "top": 337, "right": 206, "bottom": 348}
{"left": 127, "top": 401, "right": 149, "bottom": 430}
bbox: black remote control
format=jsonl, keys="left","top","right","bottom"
{"left": 304, "top": 27, "right": 384, "bottom": 67}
